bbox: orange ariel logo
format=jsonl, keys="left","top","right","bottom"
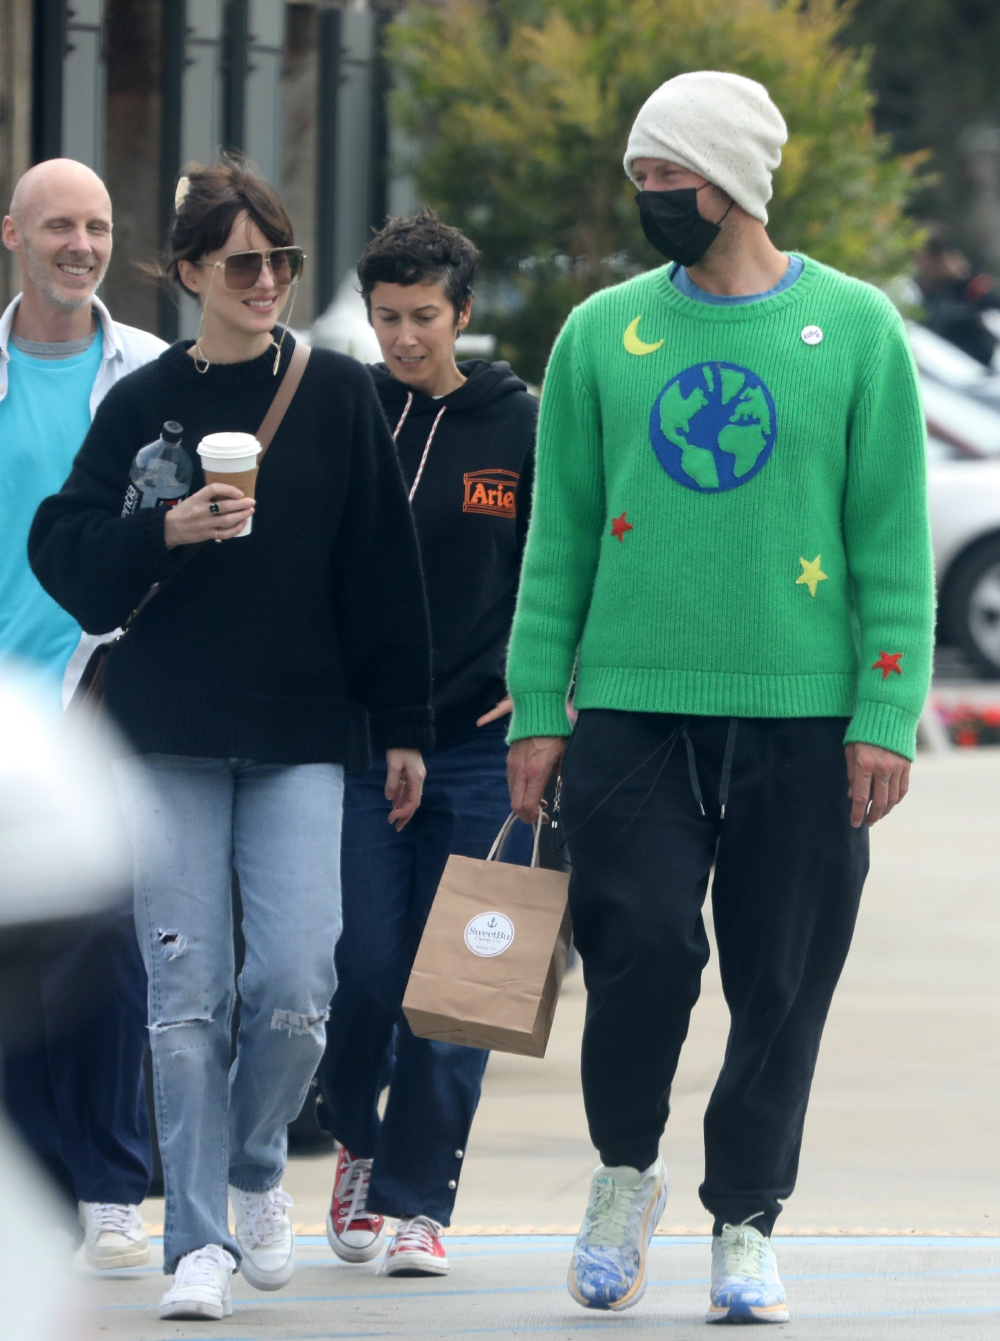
{"left": 463, "top": 469, "right": 519, "bottom": 518}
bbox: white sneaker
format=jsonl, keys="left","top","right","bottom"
{"left": 159, "top": 1244, "right": 235, "bottom": 1320}
{"left": 707, "top": 1218, "right": 789, "bottom": 1323}
{"left": 78, "top": 1202, "right": 150, "bottom": 1269}
{"left": 229, "top": 1184, "right": 295, "bottom": 1291}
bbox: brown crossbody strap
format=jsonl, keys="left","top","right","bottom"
{"left": 256, "top": 338, "right": 310, "bottom": 456}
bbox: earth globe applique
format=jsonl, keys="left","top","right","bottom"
{"left": 649, "top": 362, "right": 777, "bottom": 493}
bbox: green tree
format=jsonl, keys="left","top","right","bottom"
{"left": 842, "top": 0, "right": 1000, "bottom": 266}
{"left": 389, "top": 0, "right": 927, "bottom": 381}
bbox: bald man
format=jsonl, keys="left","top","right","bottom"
{"left": 1, "top": 159, "right": 165, "bottom": 697}
{"left": 1, "top": 159, "right": 164, "bottom": 1270}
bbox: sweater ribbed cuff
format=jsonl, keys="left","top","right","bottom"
{"left": 127, "top": 507, "right": 179, "bottom": 587}
{"left": 508, "top": 691, "right": 573, "bottom": 742}
{"left": 369, "top": 707, "right": 435, "bottom": 753}
{"left": 844, "top": 699, "right": 920, "bottom": 761}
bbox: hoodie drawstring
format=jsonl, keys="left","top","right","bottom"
{"left": 682, "top": 717, "right": 738, "bottom": 820}
{"left": 392, "top": 391, "right": 447, "bottom": 503}
{"left": 681, "top": 725, "right": 705, "bottom": 816}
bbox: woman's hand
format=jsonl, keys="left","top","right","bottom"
{"left": 476, "top": 695, "right": 513, "bottom": 727}
{"left": 163, "top": 483, "right": 255, "bottom": 550}
{"left": 385, "top": 748, "right": 426, "bottom": 831}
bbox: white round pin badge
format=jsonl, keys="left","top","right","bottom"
{"left": 801, "top": 325, "right": 824, "bottom": 345}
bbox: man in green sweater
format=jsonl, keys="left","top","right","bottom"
{"left": 506, "top": 71, "right": 933, "bottom": 1324}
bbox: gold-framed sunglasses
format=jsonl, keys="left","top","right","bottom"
{"left": 198, "top": 246, "right": 306, "bottom": 291}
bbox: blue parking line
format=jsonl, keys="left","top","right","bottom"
{"left": 146, "top": 1232, "right": 1000, "bottom": 1250}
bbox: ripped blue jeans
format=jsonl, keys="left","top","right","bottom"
{"left": 114, "top": 754, "right": 343, "bottom": 1272}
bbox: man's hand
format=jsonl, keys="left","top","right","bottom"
{"left": 508, "top": 735, "right": 566, "bottom": 824}
{"left": 846, "top": 742, "right": 911, "bottom": 828}
{"left": 385, "top": 748, "right": 426, "bottom": 831}
{"left": 163, "top": 483, "right": 255, "bottom": 549}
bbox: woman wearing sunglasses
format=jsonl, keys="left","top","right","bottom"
{"left": 29, "top": 155, "right": 433, "bottom": 1322}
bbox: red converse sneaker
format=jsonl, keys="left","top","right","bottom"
{"left": 379, "top": 1216, "right": 450, "bottom": 1277}
{"left": 326, "top": 1146, "right": 386, "bottom": 1263}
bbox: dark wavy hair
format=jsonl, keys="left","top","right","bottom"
{"left": 358, "top": 207, "right": 479, "bottom": 320}
{"left": 165, "top": 151, "right": 293, "bottom": 293}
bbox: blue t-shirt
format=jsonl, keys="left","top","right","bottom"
{"left": 670, "top": 253, "right": 805, "bottom": 305}
{"left": 0, "top": 333, "right": 102, "bottom": 695}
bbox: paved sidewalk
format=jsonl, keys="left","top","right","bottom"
{"left": 82, "top": 1235, "right": 1000, "bottom": 1338}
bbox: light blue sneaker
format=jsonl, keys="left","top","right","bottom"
{"left": 567, "top": 1159, "right": 668, "bottom": 1311}
{"left": 707, "top": 1217, "right": 789, "bottom": 1323}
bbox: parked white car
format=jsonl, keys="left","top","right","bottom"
{"left": 913, "top": 323, "right": 1000, "bottom": 675}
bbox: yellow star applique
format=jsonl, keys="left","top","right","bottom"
{"left": 796, "top": 555, "right": 828, "bottom": 598}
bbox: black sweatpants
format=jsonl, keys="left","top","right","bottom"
{"left": 560, "top": 710, "right": 869, "bottom": 1235}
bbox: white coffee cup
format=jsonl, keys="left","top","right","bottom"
{"left": 197, "top": 432, "right": 262, "bottom": 537}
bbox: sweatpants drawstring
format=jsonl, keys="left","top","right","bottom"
{"left": 681, "top": 725, "right": 705, "bottom": 816}
{"left": 719, "top": 717, "right": 738, "bottom": 820}
{"left": 682, "top": 717, "right": 738, "bottom": 819}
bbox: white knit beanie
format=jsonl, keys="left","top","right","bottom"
{"left": 624, "top": 71, "right": 787, "bottom": 225}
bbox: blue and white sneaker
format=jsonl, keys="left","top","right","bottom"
{"left": 707, "top": 1217, "right": 789, "bottom": 1323}
{"left": 568, "top": 1159, "right": 668, "bottom": 1311}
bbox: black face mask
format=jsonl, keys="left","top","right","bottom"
{"left": 635, "top": 187, "right": 731, "bottom": 267}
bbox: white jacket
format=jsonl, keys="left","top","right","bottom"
{"left": 0, "top": 294, "right": 168, "bottom": 702}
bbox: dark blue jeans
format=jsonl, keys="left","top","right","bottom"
{"left": 3, "top": 901, "right": 152, "bottom": 1206}
{"left": 316, "top": 721, "right": 531, "bottom": 1224}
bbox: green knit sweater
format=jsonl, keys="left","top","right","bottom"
{"left": 506, "top": 256, "right": 934, "bottom": 760}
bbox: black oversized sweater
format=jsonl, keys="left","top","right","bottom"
{"left": 28, "top": 335, "right": 433, "bottom": 768}
{"left": 371, "top": 360, "right": 537, "bottom": 746}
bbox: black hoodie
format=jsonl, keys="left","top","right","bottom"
{"left": 369, "top": 359, "right": 537, "bottom": 747}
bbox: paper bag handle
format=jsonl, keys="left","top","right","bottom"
{"left": 486, "top": 812, "right": 543, "bottom": 868}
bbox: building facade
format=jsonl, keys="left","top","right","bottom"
{"left": 0, "top": 0, "right": 403, "bottom": 335}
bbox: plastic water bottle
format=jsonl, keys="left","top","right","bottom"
{"left": 122, "top": 421, "right": 193, "bottom": 515}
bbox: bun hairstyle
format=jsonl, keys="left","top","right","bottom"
{"left": 166, "top": 151, "right": 293, "bottom": 293}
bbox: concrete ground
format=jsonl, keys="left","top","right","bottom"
{"left": 82, "top": 1236, "right": 1000, "bottom": 1339}
{"left": 87, "top": 749, "right": 1000, "bottom": 1336}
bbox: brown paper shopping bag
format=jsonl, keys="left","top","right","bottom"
{"left": 402, "top": 813, "right": 571, "bottom": 1058}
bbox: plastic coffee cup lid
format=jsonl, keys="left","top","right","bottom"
{"left": 197, "top": 432, "right": 262, "bottom": 459}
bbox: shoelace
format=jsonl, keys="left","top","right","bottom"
{"left": 335, "top": 1151, "right": 374, "bottom": 1225}
{"left": 585, "top": 1178, "right": 637, "bottom": 1248}
{"left": 174, "top": 1244, "right": 235, "bottom": 1285}
{"left": 233, "top": 1187, "right": 292, "bottom": 1248}
{"left": 89, "top": 1203, "right": 139, "bottom": 1236}
{"left": 393, "top": 1215, "right": 442, "bottom": 1254}
{"left": 720, "top": 1214, "right": 768, "bottom": 1277}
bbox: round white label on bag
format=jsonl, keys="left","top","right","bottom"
{"left": 464, "top": 912, "right": 515, "bottom": 957}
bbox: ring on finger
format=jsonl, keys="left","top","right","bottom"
{"left": 215, "top": 529, "right": 221, "bottom": 543}
{"left": 209, "top": 502, "right": 221, "bottom": 515}
{"left": 877, "top": 773, "right": 892, "bottom": 783}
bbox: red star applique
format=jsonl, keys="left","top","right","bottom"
{"left": 871, "top": 651, "right": 903, "bottom": 680}
{"left": 610, "top": 512, "right": 633, "bottom": 543}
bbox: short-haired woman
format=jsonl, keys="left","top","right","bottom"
{"left": 29, "top": 158, "right": 433, "bottom": 1321}
{"left": 317, "top": 209, "right": 537, "bottom": 1276}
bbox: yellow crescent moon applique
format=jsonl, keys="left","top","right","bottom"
{"left": 623, "top": 316, "right": 664, "bottom": 356}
